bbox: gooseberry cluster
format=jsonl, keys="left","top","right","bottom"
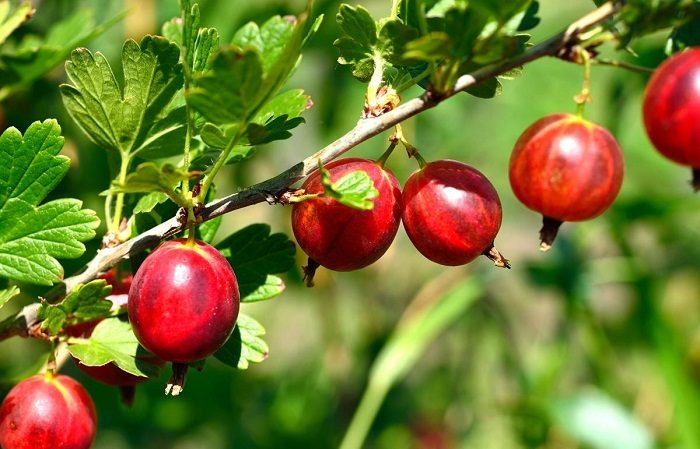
{"left": 0, "top": 35, "right": 698, "bottom": 449}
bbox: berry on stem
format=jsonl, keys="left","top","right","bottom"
{"left": 402, "top": 159, "right": 508, "bottom": 267}
{"left": 642, "top": 47, "right": 700, "bottom": 190}
{"left": 509, "top": 113, "right": 624, "bottom": 250}
{"left": 0, "top": 374, "right": 97, "bottom": 449}
{"left": 128, "top": 238, "right": 240, "bottom": 393}
{"left": 291, "top": 158, "right": 403, "bottom": 284}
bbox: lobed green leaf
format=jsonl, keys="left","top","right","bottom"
{"left": 0, "top": 121, "right": 99, "bottom": 285}
{"left": 60, "top": 36, "right": 183, "bottom": 157}
{"left": 38, "top": 280, "right": 112, "bottom": 335}
{"left": 68, "top": 317, "right": 161, "bottom": 378}
{"left": 0, "top": 285, "right": 19, "bottom": 311}
{"left": 321, "top": 167, "right": 379, "bottom": 210}
{"left": 214, "top": 314, "right": 269, "bottom": 369}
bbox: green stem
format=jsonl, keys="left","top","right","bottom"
{"left": 376, "top": 140, "right": 397, "bottom": 167}
{"left": 111, "top": 154, "right": 131, "bottom": 232}
{"left": 389, "top": 0, "right": 401, "bottom": 20}
{"left": 338, "top": 380, "right": 390, "bottom": 449}
{"left": 394, "top": 67, "right": 431, "bottom": 93}
{"left": 575, "top": 48, "right": 592, "bottom": 117}
{"left": 198, "top": 128, "right": 244, "bottom": 203}
{"left": 592, "top": 58, "right": 653, "bottom": 74}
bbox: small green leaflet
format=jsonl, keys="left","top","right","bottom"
{"left": 0, "top": 121, "right": 99, "bottom": 285}
{"left": 132, "top": 192, "right": 169, "bottom": 215}
{"left": 217, "top": 223, "right": 295, "bottom": 302}
{"left": 68, "top": 317, "right": 161, "bottom": 378}
{"left": 38, "top": 280, "right": 112, "bottom": 335}
{"left": 0, "top": 1, "right": 33, "bottom": 46}
{"left": 0, "top": 285, "right": 19, "bottom": 311}
{"left": 214, "top": 314, "right": 268, "bottom": 369}
{"left": 334, "top": 4, "right": 379, "bottom": 82}
{"left": 0, "top": 8, "right": 123, "bottom": 94}
{"left": 60, "top": 35, "right": 184, "bottom": 159}
{"left": 180, "top": 0, "right": 219, "bottom": 75}
{"left": 320, "top": 164, "right": 379, "bottom": 210}
{"left": 105, "top": 162, "right": 189, "bottom": 206}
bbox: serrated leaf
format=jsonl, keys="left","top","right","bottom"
{"left": 68, "top": 317, "right": 160, "bottom": 377}
{"left": 217, "top": 223, "right": 295, "bottom": 300}
{"left": 38, "top": 280, "right": 111, "bottom": 335}
{"left": 133, "top": 191, "right": 169, "bottom": 214}
{"left": 60, "top": 35, "right": 184, "bottom": 157}
{"left": 0, "top": 121, "right": 99, "bottom": 285}
{"left": 131, "top": 106, "right": 187, "bottom": 160}
{"left": 0, "top": 285, "right": 19, "bottom": 311}
{"left": 241, "top": 275, "right": 285, "bottom": 303}
{"left": 214, "top": 314, "right": 268, "bottom": 369}
{"left": 549, "top": 390, "right": 654, "bottom": 449}
{"left": 465, "top": 76, "right": 502, "bottom": 98}
{"left": 180, "top": 0, "right": 219, "bottom": 75}
{"left": 187, "top": 47, "right": 264, "bottom": 126}
{"left": 231, "top": 16, "right": 295, "bottom": 74}
{"left": 0, "top": 8, "right": 123, "bottom": 92}
{"left": 321, "top": 167, "right": 379, "bottom": 210}
{"left": 244, "top": 89, "right": 310, "bottom": 146}
{"left": 106, "top": 162, "right": 189, "bottom": 199}
{"left": 334, "top": 4, "right": 378, "bottom": 82}
{"left": 0, "top": 1, "right": 33, "bottom": 46}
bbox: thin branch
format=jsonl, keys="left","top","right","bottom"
{"left": 0, "top": 1, "right": 622, "bottom": 340}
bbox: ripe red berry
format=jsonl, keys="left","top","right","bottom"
{"left": 509, "top": 113, "right": 624, "bottom": 250}
{"left": 291, "top": 158, "right": 402, "bottom": 279}
{"left": 402, "top": 160, "right": 508, "bottom": 267}
{"left": 0, "top": 374, "right": 97, "bottom": 449}
{"left": 643, "top": 47, "right": 700, "bottom": 190}
{"left": 128, "top": 239, "right": 240, "bottom": 363}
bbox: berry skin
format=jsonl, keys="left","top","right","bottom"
{"left": 402, "top": 160, "right": 507, "bottom": 267}
{"left": 643, "top": 47, "right": 700, "bottom": 190}
{"left": 291, "top": 158, "right": 402, "bottom": 274}
{"left": 0, "top": 374, "right": 97, "bottom": 449}
{"left": 509, "top": 113, "right": 624, "bottom": 250}
{"left": 128, "top": 239, "right": 240, "bottom": 363}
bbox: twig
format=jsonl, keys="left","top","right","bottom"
{"left": 0, "top": 1, "right": 622, "bottom": 341}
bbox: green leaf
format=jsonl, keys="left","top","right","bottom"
{"left": 0, "top": 285, "right": 19, "bottom": 311}
{"left": 106, "top": 162, "right": 189, "bottom": 201}
{"left": 180, "top": 0, "right": 219, "bottom": 74}
{"left": 549, "top": 390, "right": 654, "bottom": 449}
{"left": 132, "top": 191, "right": 168, "bottom": 215}
{"left": 217, "top": 223, "right": 295, "bottom": 300}
{"left": 334, "top": 4, "right": 378, "bottom": 82}
{"left": 186, "top": 47, "right": 264, "bottom": 126}
{"left": 241, "top": 275, "right": 285, "bottom": 303}
{"left": 214, "top": 314, "right": 269, "bottom": 369}
{"left": 321, "top": 166, "right": 379, "bottom": 210}
{"left": 0, "top": 1, "right": 32, "bottom": 46}
{"left": 0, "top": 121, "right": 99, "bottom": 285}
{"left": 38, "top": 280, "right": 112, "bottom": 335}
{"left": 337, "top": 4, "right": 377, "bottom": 50}
{"left": 667, "top": 18, "right": 700, "bottom": 54}
{"left": 60, "top": 35, "right": 183, "bottom": 157}
{"left": 131, "top": 106, "right": 187, "bottom": 160}
{"left": 231, "top": 16, "right": 295, "bottom": 74}
{"left": 196, "top": 184, "right": 221, "bottom": 244}
{"left": 68, "top": 317, "right": 160, "bottom": 378}
{"left": 465, "top": 76, "right": 502, "bottom": 98}
{"left": 0, "top": 8, "right": 124, "bottom": 92}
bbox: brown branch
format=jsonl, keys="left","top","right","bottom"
{"left": 0, "top": 1, "right": 622, "bottom": 340}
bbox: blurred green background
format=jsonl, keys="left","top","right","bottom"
{"left": 2, "top": 1, "right": 700, "bottom": 448}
